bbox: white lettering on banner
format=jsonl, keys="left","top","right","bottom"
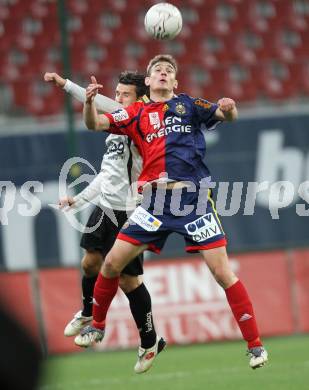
{"left": 129, "top": 206, "right": 162, "bottom": 231}
{"left": 184, "top": 213, "right": 221, "bottom": 242}
{"left": 111, "top": 109, "right": 129, "bottom": 123}
{"left": 98, "top": 260, "right": 241, "bottom": 350}
{"left": 102, "top": 320, "right": 137, "bottom": 349}
{"left": 96, "top": 304, "right": 240, "bottom": 351}
{"left": 110, "top": 262, "right": 225, "bottom": 308}
{"left": 180, "top": 264, "right": 225, "bottom": 301}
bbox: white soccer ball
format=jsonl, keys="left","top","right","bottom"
{"left": 144, "top": 2, "right": 183, "bottom": 40}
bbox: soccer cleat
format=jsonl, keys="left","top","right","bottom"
{"left": 74, "top": 325, "right": 105, "bottom": 348}
{"left": 64, "top": 310, "right": 92, "bottom": 337}
{"left": 134, "top": 336, "right": 166, "bottom": 374}
{"left": 247, "top": 346, "right": 268, "bottom": 369}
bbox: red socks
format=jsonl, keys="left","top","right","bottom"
{"left": 92, "top": 275, "right": 262, "bottom": 349}
{"left": 92, "top": 273, "right": 119, "bottom": 330}
{"left": 225, "top": 280, "right": 262, "bottom": 349}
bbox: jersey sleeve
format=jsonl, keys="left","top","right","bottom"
{"left": 64, "top": 79, "right": 123, "bottom": 113}
{"left": 192, "top": 97, "right": 221, "bottom": 131}
{"left": 73, "top": 171, "right": 103, "bottom": 208}
{"left": 104, "top": 103, "right": 141, "bottom": 136}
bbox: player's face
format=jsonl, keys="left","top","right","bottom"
{"left": 115, "top": 83, "right": 137, "bottom": 107}
{"left": 145, "top": 61, "right": 178, "bottom": 92}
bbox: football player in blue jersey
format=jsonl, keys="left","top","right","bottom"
{"left": 77, "top": 54, "right": 268, "bottom": 370}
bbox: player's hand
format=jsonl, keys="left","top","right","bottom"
{"left": 44, "top": 72, "right": 66, "bottom": 88}
{"left": 217, "top": 97, "right": 236, "bottom": 112}
{"left": 85, "top": 76, "right": 103, "bottom": 104}
{"left": 58, "top": 196, "right": 75, "bottom": 210}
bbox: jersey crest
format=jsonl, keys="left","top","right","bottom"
{"left": 175, "top": 102, "right": 186, "bottom": 115}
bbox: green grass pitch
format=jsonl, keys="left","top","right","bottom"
{"left": 40, "top": 335, "right": 309, "bottom": 390}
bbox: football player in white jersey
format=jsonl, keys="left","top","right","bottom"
{"left": 44, "top": 71, "right": 165, "bottom": 374}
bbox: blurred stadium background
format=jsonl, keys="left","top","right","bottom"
{"left": 0, "top": 0, "right": 309, "bottom": 387}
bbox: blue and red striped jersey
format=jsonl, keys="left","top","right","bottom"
{"left": 104, "top": 93, "right": 220, "bottom": 186}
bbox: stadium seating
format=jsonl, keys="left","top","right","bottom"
{"left": 0, "top": 0, "right": 308, "bottom": 116}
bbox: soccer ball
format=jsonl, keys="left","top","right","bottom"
{"left": 144, "top": 2, "right": 183, "bottom": 40}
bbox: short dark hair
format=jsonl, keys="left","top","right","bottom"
{"left": 118, "top": 70, "right": 148, "bottom": 98}
{"left": 146, "top": 54, "right": 178, "bottom": 76}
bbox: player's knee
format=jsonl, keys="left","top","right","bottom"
{"left": 212, "top": 264, "right": 236, "bottom": 288}
{"left": 103, "top": 253, "right": 122, "bottom": 277}
{"left": 81, "top": 251, "right": 102, "bottom": 277}
{"left": 119, "top": 275, "right": 142, "bottom": 293}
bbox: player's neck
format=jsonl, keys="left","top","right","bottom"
{"left": 150, "top": 90, "right": 174, "bottom": 102}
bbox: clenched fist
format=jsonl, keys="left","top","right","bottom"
{"left": 217, "top": 97, "right": 236, "bottom": 112}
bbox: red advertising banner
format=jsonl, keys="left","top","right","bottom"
{"left": 38, "top": 268, "right": 82, "bottom": 354}
{"left": 96, "top": 258, "right": 240, "bottom": 350}
{"left": 232, "top": 251, "right": 294, "bottom": 336}
{"left": 0, "top": 272, "right": 39, "bottom": 340}
{"left": 96, "top": 252, "right": 295, "bottom": 351}
{"left": 291, "top": 249, "right": 309, "bottom": 332}
{"left": 1, "top": 248, "right": 307, "bottom": 354}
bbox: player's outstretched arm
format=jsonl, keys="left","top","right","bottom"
{"left": 44, "top": 72, "right": 122, "bottom": 113}
{"left": 215, "top": 97, "right": 238, "bottom": 121}
{"left": 83, "top": 76, "right": 110, "bottom": 131}
{"left": 44, "top": 72, "right": 66, "bottom": 88}
{"left": 58, "top": 171, "right": 103, "bottom": 210}
{"left": 72, "top": 171, "right": 103, "bottom": 208}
